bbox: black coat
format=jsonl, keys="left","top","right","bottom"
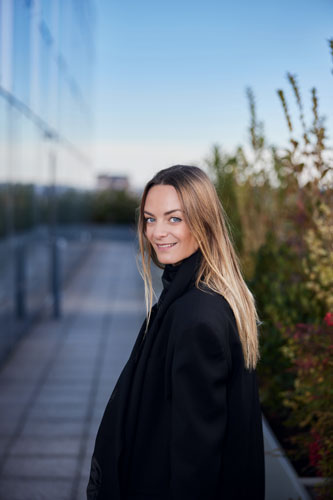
{"left": 87, "top": 250, "right": 265, "bottom": 500}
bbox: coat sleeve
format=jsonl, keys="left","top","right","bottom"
{"left": 169, "top": 318, "right": 230, "bottom": 500}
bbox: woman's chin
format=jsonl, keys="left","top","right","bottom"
{"left": 157, "top": 253, "right": 181, "bottom": 266}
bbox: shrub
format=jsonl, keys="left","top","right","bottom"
{"left": 281, "top": 317, "right": 333, "bottom": 497}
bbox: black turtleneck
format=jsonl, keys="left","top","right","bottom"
{"left": 157, "top": 249, "right": 201, "bottom": 309}
{"left": 161, "top": 263, "right": 180, "bottom": 291}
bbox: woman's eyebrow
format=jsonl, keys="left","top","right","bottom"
{"left": 143, "top": 209, "right": 183, "bottom": 216}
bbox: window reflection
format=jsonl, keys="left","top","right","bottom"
{"left": 0, "top": 0, "right": 96, "bottom": 364}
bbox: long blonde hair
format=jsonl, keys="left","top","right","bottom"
{"left": 137, "top": 165, "right": 260, "bottom": 370}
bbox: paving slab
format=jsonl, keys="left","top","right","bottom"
{"left": 0, "top": 478, "right": 72, "bottom": 500}
{"left": 9, "top": 437, "right": 81, "bottom": 457}
{"left": 1, "top": 456, "right": 78, "bottom": 479}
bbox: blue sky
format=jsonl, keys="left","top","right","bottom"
{"left": 93, "top": 0, "right": 333, "bottom": 188}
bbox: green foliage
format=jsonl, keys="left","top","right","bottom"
{"left": 282, "top": 318, "right": 333, "bottom": 497}
{"left": 246, "top": 86, "right": 265, "bottom": 152}
{"left": 250, "top": 56, "right": 333, "bottom": 492}
{"left": 210, "top": 50, "right": 333, "bottom": 490}
{"left": 12, "top": 183, "right": 35, "bottom": 231}
{"left": 0, "top": 183, "right": 140, "bottom": 239}
{"left": 251, "top": 230, "right": 323, "bottom": 328}
{"left": 302, "top": 202, "right": 333, "bottom": 311}
{"left": 276, "top": 201, "right": 333, "bottom": 494}
{"left": 91, "top": 189, "right": 139, "bottom": 225}
{"left": 206, "top": 145, "right": 243, "bottom": 253}
{"left": 56, "top": 189, "right": 94, "bottom": 224}
{"left": 276, "top": 73, "right": 332, "bottom": 194}
{"left": 249, "top": 230, "right": 324, "bottom": 413}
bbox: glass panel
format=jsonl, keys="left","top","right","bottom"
{"left": 0, "top": 0, "right": 96, "bottom": 365}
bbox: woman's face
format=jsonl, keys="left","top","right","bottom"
{"left": 143, "top": 184, "right": 199, "bottom": 265}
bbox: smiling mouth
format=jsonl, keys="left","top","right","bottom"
{"left": 156, "top": 243, "right": 177, "bottom": 249}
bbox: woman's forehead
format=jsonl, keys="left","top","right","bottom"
{"left": 144, "top": 185, "right": 182, "bottom": 212}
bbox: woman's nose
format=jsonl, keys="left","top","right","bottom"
{"left": 153, "top": 221, "right": 168, "bottom": 239}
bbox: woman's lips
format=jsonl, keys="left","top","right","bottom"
{"left": 156, "top": 242, "right": 177, "bottom": 250}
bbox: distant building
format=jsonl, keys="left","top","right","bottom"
{"left": 97, "top": 174, "right": 130, "bottom": 192}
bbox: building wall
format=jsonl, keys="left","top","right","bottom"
{"left": 0, "top": 0, "right": 96, "bottom": 365}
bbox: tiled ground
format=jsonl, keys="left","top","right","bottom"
{"left": 0, "top": 241, "right": 145, "bottom": 500}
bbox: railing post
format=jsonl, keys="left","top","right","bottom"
{"left": 50, "top": 237, "right": 61, "bottom": 318}
{"left": 15, "top": 241, "right": 26, "bottom": 319}
{"left": 48, "top": 146, "right": 61, "bottom": 318}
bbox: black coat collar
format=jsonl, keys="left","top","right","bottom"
{"left": 156, "top": 248, "right": 202, "bottom": 316}
{"left": 132, "top": 248, "right": 202, "bottom": 361}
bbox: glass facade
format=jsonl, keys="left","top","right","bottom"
{"left": 0, "top": 0, "right": 96, "bottom": 364}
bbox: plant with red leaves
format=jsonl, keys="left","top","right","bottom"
{"left": 324, "top": 312, "right": 333, "bottom": 327}
{"left": 282, "top": 317, "right": 333, "bottom": 497}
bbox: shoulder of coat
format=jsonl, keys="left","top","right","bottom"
{"left": 168, "top": 285, "right": 234, "bottom": 329}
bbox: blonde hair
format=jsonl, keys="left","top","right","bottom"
{"left": 137, "top": 165, "right": 260, "bottom": 370}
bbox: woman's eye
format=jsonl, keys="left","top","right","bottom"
{"left": 170, "top": 217, "right": 181, "bottom": 223}
{"left": 144, "top": 217, "right": 155, "bottom": 223}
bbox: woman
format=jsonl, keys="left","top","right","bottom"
{"left": 87, "top": 165, "right": 265, "bottom": 500}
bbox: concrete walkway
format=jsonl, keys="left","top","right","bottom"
{"left": 0, "top": 240, "right": 312, "bottom": 500}
{"left": 0, "top": 241, "right": 145, "bottom": 500}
